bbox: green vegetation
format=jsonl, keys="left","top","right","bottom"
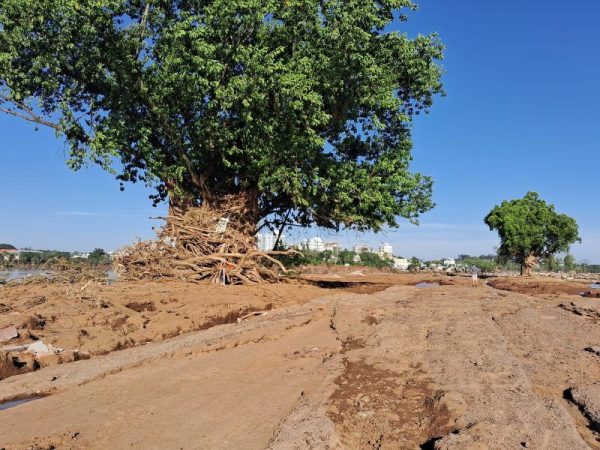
{"left": 279, "top": 249, "right": 391, "bottom": 269}
{"left": 0, "top": 0, "right": 444, "bottom": 237}
{"left": 0, "top": 243, "right": 16, "bottom": 250}
{"left": 484, "top": 192, "right": 580, "bottom": 276}
{"left": 18, "top": 250, "right": 71, "bottom": 265}
{"left": 563, "top": 253, "right": 576, "bottom": 272}
{"left": 408, "top": 257, "right": 422, "bottom": 271}
{"left": 88, "top": 248, "right": 110, "bottom": 266}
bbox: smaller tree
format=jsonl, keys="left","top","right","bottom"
{"left": 484, "top": 192, "right": 580, "bottom": 276}
{"left": 546, "top": 255, "right": 560, "bottom": 272}
{"left": 88, "top": 248, "right": 109, "bottom": 266}
{"left": 476, "top": 259, "right": 497, "bottom": 275}
{"left": 408, "top": 257, "right": 422, "bottom": 272}
{"left": 338, "top": 250, "right": 357, "bottom": 266}
{"left": 563, "top": 254, "right": 576, "bottom": 272}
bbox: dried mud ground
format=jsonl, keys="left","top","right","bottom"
{"left": 1, "top": 273, "right": 600, "bottom": 449}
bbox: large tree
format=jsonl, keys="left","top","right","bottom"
{"left": 484, "top": 192, "right": 580, "bottom": 276}
{"left": 0, "top": 0, "right": 443, "bottom": 233}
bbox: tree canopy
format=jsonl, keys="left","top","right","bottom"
{"left": 88, "top": 248, "right": 110, "bottom": 265}
{"left": 484, "top": 192, "right": 580, "bottom": 275}
{"left": 0, "top": 0, "right": 444, "bottom": 233}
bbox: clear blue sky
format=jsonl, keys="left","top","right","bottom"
{"left": 1, "top": 0, "right": 599, "bottom": 262}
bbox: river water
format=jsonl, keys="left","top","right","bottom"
{"left": 0, "top": 268, "right": 50, "bottom": 282}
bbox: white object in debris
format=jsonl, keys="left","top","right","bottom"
{"left": 0, "top": 341, "right": 63, "bottom": 357}
{"left": 215, "top": 217, "right": 229, "bottom": 233}
{"left": 162, "top": 236, "right": 177, "bottom": 248}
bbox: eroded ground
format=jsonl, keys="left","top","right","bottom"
{"left": 1, "top": 274, "right": 599, "bottom": 449}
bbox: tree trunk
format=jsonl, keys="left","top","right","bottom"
{"left": 523, "top": 254, "right": 537, "bottom": 277}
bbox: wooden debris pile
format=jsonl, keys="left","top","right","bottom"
{"left": 115, "top": 196, "right": 294, "bottom": 284}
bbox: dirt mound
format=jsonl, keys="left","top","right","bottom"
{"left": 488, "top": 277, "right": 593, "bottom": 296}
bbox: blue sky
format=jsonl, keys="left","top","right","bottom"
{"left": 1, "top": 0, "right": 599, "bottom": 262}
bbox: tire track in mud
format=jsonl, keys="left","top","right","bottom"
{"left": 323, "top": 289, "right": 457, "bottom": 449}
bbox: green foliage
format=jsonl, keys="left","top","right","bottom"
{"left": 0, "top": 0, "right": 444, "bottom": 232}
{"left": 563, "top": 253, "right": 576, "bottom": 272}
{"left": 338, "top": 250, "right": 358, "bottom": 266}
{"left": 19, "top": 250, "right": 71, "bottom": 265}
{"left": 543, "top": 255, "right": 560, "bottom": 272}
{"left": 475, "top": 259, "right": 496, "bottom": 274}
{"left": 356, "top": 251, "right": 391, "bottom": 269}
{"left": 279, "top": 248, "right": 389, "bottom": 269}
{"left": 455, "top": 255, "right": 497, "bottom": 274}
{"left": 0, "top": 243, "right": 16, "bottom": 250}
{"left": 88, "top": 248, "right": 109, "bottom": 265}
{"left": 484, "top": 192, "right": 580, "bottom": 267}
{"left": 408, "top": 256, "right": 421, "bottom": 271}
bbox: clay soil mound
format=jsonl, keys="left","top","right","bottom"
{"left": 488, "top": 276, "right": 595, "bottom": 297}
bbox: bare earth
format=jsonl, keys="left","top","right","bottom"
{"left": 1, "top": 273, "right": 599, "bottom": 449}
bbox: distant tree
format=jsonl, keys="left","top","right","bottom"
{"left": 484, "top": 192, "right": 580, "bottom": 276}
{"left": 408, "top": 257, "right": 421, "bottom": 272}
{"left": 359, "top": 252, "right": 391, "bottom": 269}
{"left": 545, "top": 255, "right": 560, "bottom": 272}
{"left": 88, "top": 248, "right": 109, "bottom": 265}
{"left": 0, "top": 243, "right": 16, "bottom": 250}
{"left": 337, "top": 250, "right": 357, "bottom": 266}
{"left": 476, "top": 259, "right": 497, "bottom": 275}
{"left": 563, "top": 253, "right": 576, "bottom": 272}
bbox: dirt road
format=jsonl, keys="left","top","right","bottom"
{"left": 1, "top": 280, "right": 599, "bottom": 449}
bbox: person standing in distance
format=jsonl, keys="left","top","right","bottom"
{"left": 471, "top": 265, "right": 480, "bottom": 287}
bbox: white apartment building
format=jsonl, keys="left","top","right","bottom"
{"left": 393, "top": 258, "right": 410, "bottom": 271}
{"left": 256, "top": 233, "right": 284, "bottom": 251}
{"left": 324, "top": 242, "right": 340, "bottom": 252}
{"left": 353, "top": 244, "right": 371, "bottom": 254}
{"left": 378, "top": 243, "right": 393, "bottom": 259}
{"left": 443, "top": 258, "right": 456, "bottom": 267}
{"left": 307, "top": 237, "right": 325, "bottom": 252}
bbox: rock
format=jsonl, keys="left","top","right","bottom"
{"left": 568, "top": 383, "right": 600, "bottom": 431}
{"left": 584, "top": 346, "right": 600, "bottom": 357}
{"left": 0, "top": 326, "right": 18, "bottom": 343}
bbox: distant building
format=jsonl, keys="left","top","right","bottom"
{"left": 324, "top": 242, "right": 340, "bottom": 252}
{"left": 71, "top": 253, "right": 90, "bottom": 259}
{"left": 443, "top": 258, "right": 456, "bottom": 267}
{"left": 353, "top": 244, "right": 371, "bottom": 254}
{"left": 378, "top": 243, "right": 393, "bottom": 260}
{"left": 257, "top": 233, "right": 284, "bottom": 251}
{"left": 393, "top": 258, "right": 409, "bottom": 271}
{"left": 307, "top": 237, "right": 324, "bottom": 252}
{"left": 352, "top": 254, "right": 362, "bottom": 263}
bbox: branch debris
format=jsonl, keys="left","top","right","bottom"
{"left": 115, "top": 195, "right": 297, "bottom": 284}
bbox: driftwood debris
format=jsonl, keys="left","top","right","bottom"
{"left": 115, "top": 195, "right": 296, "bottom": 285}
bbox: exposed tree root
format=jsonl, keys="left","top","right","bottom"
{"left": 115, "top": 195, "right": 296, "bottom": 285}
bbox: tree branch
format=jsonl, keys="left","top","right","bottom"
{"left": 0, "top": 95, "right": 64, "bottom": 132}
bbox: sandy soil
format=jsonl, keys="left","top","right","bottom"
{"left": 1, "top": 273, "right": 599, "bottom": 449}
{"left": 0, "top": 277, "right": 392, "bottom": 379}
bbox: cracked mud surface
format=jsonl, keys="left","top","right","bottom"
{"left": 1, "top": 275, "right": 599, "bottom": 449}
